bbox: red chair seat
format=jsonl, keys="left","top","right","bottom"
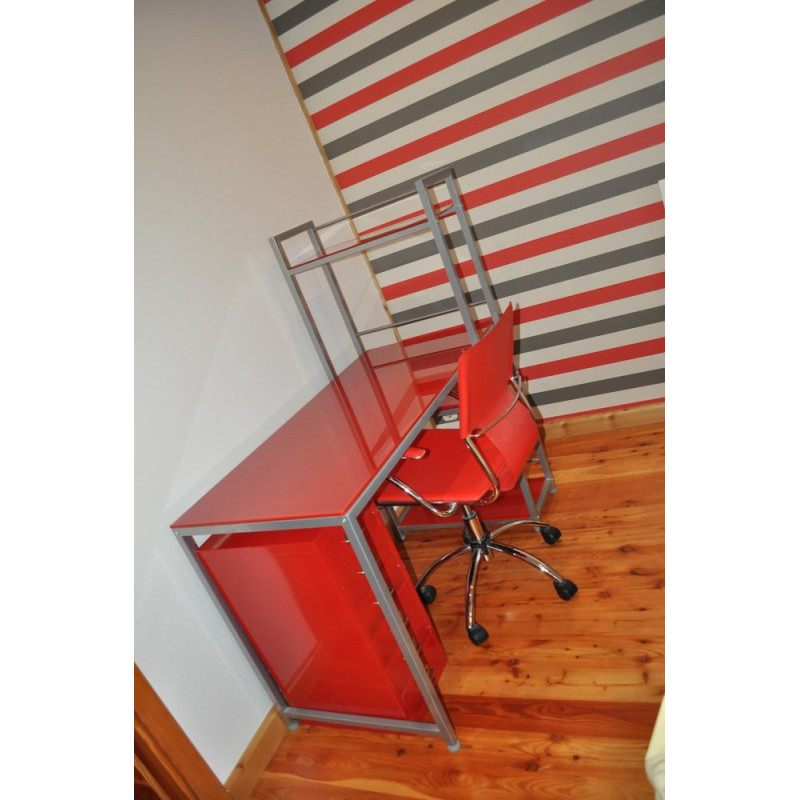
{"left": 376, "top": 429, "right": 492, "bottom": 506}
{"left": 377, "top": 416, "right": 539, "bottom": 507}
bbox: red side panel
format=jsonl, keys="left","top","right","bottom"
{"left": 360, "top": 505, "right": 447, "bottom": 682}
{"left": 196, "top": 507, "right": 446, "bottom": 722}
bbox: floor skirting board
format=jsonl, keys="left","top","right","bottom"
{"left": 542, "top": 399, "right": 664, "bottom": 441}
{"left": 225, "top": 707, "right": 289, "bottom": 800}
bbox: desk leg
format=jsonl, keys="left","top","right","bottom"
{"left": 518, "top": 440, "right": 558, "bottom": 521}
{"left": 341, "top": 514, "right": 460, "bottom": 752}
{"left": 383, "top": 505, "right": 406, "bottom": 542}
{"left": 536, "top": 440, "right": 557, "bottom": 499}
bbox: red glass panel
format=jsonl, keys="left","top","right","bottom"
{"left": 173, "top": 334, "right": 469, "bottom": 531}
{"left": 196, "top": 506, "right": 445, "bottom": 721}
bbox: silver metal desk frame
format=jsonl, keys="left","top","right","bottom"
{"left": 173, "top": 167, "right": 556, "bottom": 751}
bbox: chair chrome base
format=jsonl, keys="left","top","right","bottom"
{"left": 415, "top": 505, "right": 578, "bottom": 646}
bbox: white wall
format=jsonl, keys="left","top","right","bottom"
{"left": 135, "top": 0, "right": 385, "bottom": 780}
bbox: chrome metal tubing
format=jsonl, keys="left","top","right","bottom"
{"left": 462, "top": 505, "right": 490, "bottom": 552}
{"left": 351, "top": 370, "right": 458, "bottom": 520}
{"left": 386, "top": 476, "right": 459, "bottom": 518}
{"left": 463, "top": 377, "right": 536, "bottom": 509}
{"left": 488, "top": 519, "right": 533, "bottom": 541}
{"left": 416, "top": 544, "right": 470, "bottom": 588}
{"left": 487, "top": 540, "right": 566, "bottom": 583}
{"left": 471, "top": 376, "right": 525, "bottom": 439}
{"left": 465, "top": 547, "right": 484, "bottom": 630}
{"left": 463, "top": 437, "right": 500, "bottom": 505}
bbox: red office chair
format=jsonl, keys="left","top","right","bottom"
{"left": 377, "top": 305, "right": 577, "bottom": 645}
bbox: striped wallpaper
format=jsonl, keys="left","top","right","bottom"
{"left": 262, "top": 0, "right": 665, "bottom": 421}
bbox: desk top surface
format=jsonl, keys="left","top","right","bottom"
{"left": 171, "top": 331, "right": 470, "bottom": 532}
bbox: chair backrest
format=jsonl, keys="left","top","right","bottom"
{"left": 458, "top": 304, "right": 540, "bottom": 495}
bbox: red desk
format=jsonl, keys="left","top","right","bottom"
{"left": 171, "top": 332, "right": 471, "bottom": 750}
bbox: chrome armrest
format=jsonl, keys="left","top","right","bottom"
{"left": 386, "top": 476, "right": 459, "bottom": 518}
{"left": 471, "top": 375, "right": 525, "bottom": 438}
{"left": 463, "top": 375, "right": 534, "bottom": 506}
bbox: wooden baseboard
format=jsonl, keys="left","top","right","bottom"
{"left": 542, "top": 401, "right": 664, "bottom": 441}
{"left": 134, "top": 665, "right": 230, "bottom": 800}
{"left": 225, "top": 707, "right": 288, "bottom": 800}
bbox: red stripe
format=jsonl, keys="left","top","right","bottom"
{"left": 381, "top": 202, "right": 665, "bottom": 300}
{"left": 336, "top": 39, "right": 665, "bottom": 189}
{"left": 284, "top": 0, "right": 414, "bottom": 68}
{"left": 399, "top": 325, "right": 664, "bottom": 369}
{"left": 358, "top": 123, "right": 664, "bottom": 238}
{"left": 521, "top": 337, "right": 665, "bottom": 380}
{"left": 391, "top": 277, "right": 664, "bottom": 350}
{"left": 311, "top": 0, "right": 593, "bottom": 129}
{"left": 516, "top": 272, "right": 665, "bottom": 324}
{"left": 464, "top": 124, "right": 665, "bottom": 210}
{"left": 486, "top": 202, "right": 664, "bottom": 269}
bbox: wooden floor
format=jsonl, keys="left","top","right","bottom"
{"left": 253, "top": 421, "right": 665, "bottom": 799}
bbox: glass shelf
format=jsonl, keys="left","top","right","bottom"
{"left": 283, "top": 202, "right": 456, "bottom": 273}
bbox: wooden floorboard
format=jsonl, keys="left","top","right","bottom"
{"left": 253, "top": 421, "right": 665, "bottom": 799}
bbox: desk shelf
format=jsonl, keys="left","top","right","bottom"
{"left": 279, "top": 201, "right": 457, "bottom": 275}
{"left": 270, "top": 167, "right": 502, "bottom": 383}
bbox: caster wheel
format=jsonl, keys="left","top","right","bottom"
{"left": 418, "top": 584, "right": 437, "bottom": 605}
{"left": 554, "top": 579, "right": 578, "bottom": 601}
{"left": 539, "top": 525, "right": 561, "bottom": 545}
{"left": 467, "top": 623, "right": 489, "bottom": 646}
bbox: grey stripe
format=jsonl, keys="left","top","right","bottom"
{"left": 516, "top": 305, "right": 664, "bottom": 353}
{"left": 270, "top": 0, "right": 339, "bottom": 36}
{"left": 387, "top": 238, "right": 664, "bottom": 326}
{"left": 495, "top": 237, "right": 664, "bottom": 297}
{"left": 323, "top": 0, "right": 664, "bottom": 160}
{"left": 484, "top": 163, "right": 664, "bottom": 240}
{"left": 297, "top": 0, "right": 499, "bottom": 99}
{"left": 371, "top": 163, "right": 664, "bottom": 275}
{"left": 530, "top": 368, "right": 664, "bottom": 407}
{"left": 348, "top": 81, "right": 665, "bottom": 213}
